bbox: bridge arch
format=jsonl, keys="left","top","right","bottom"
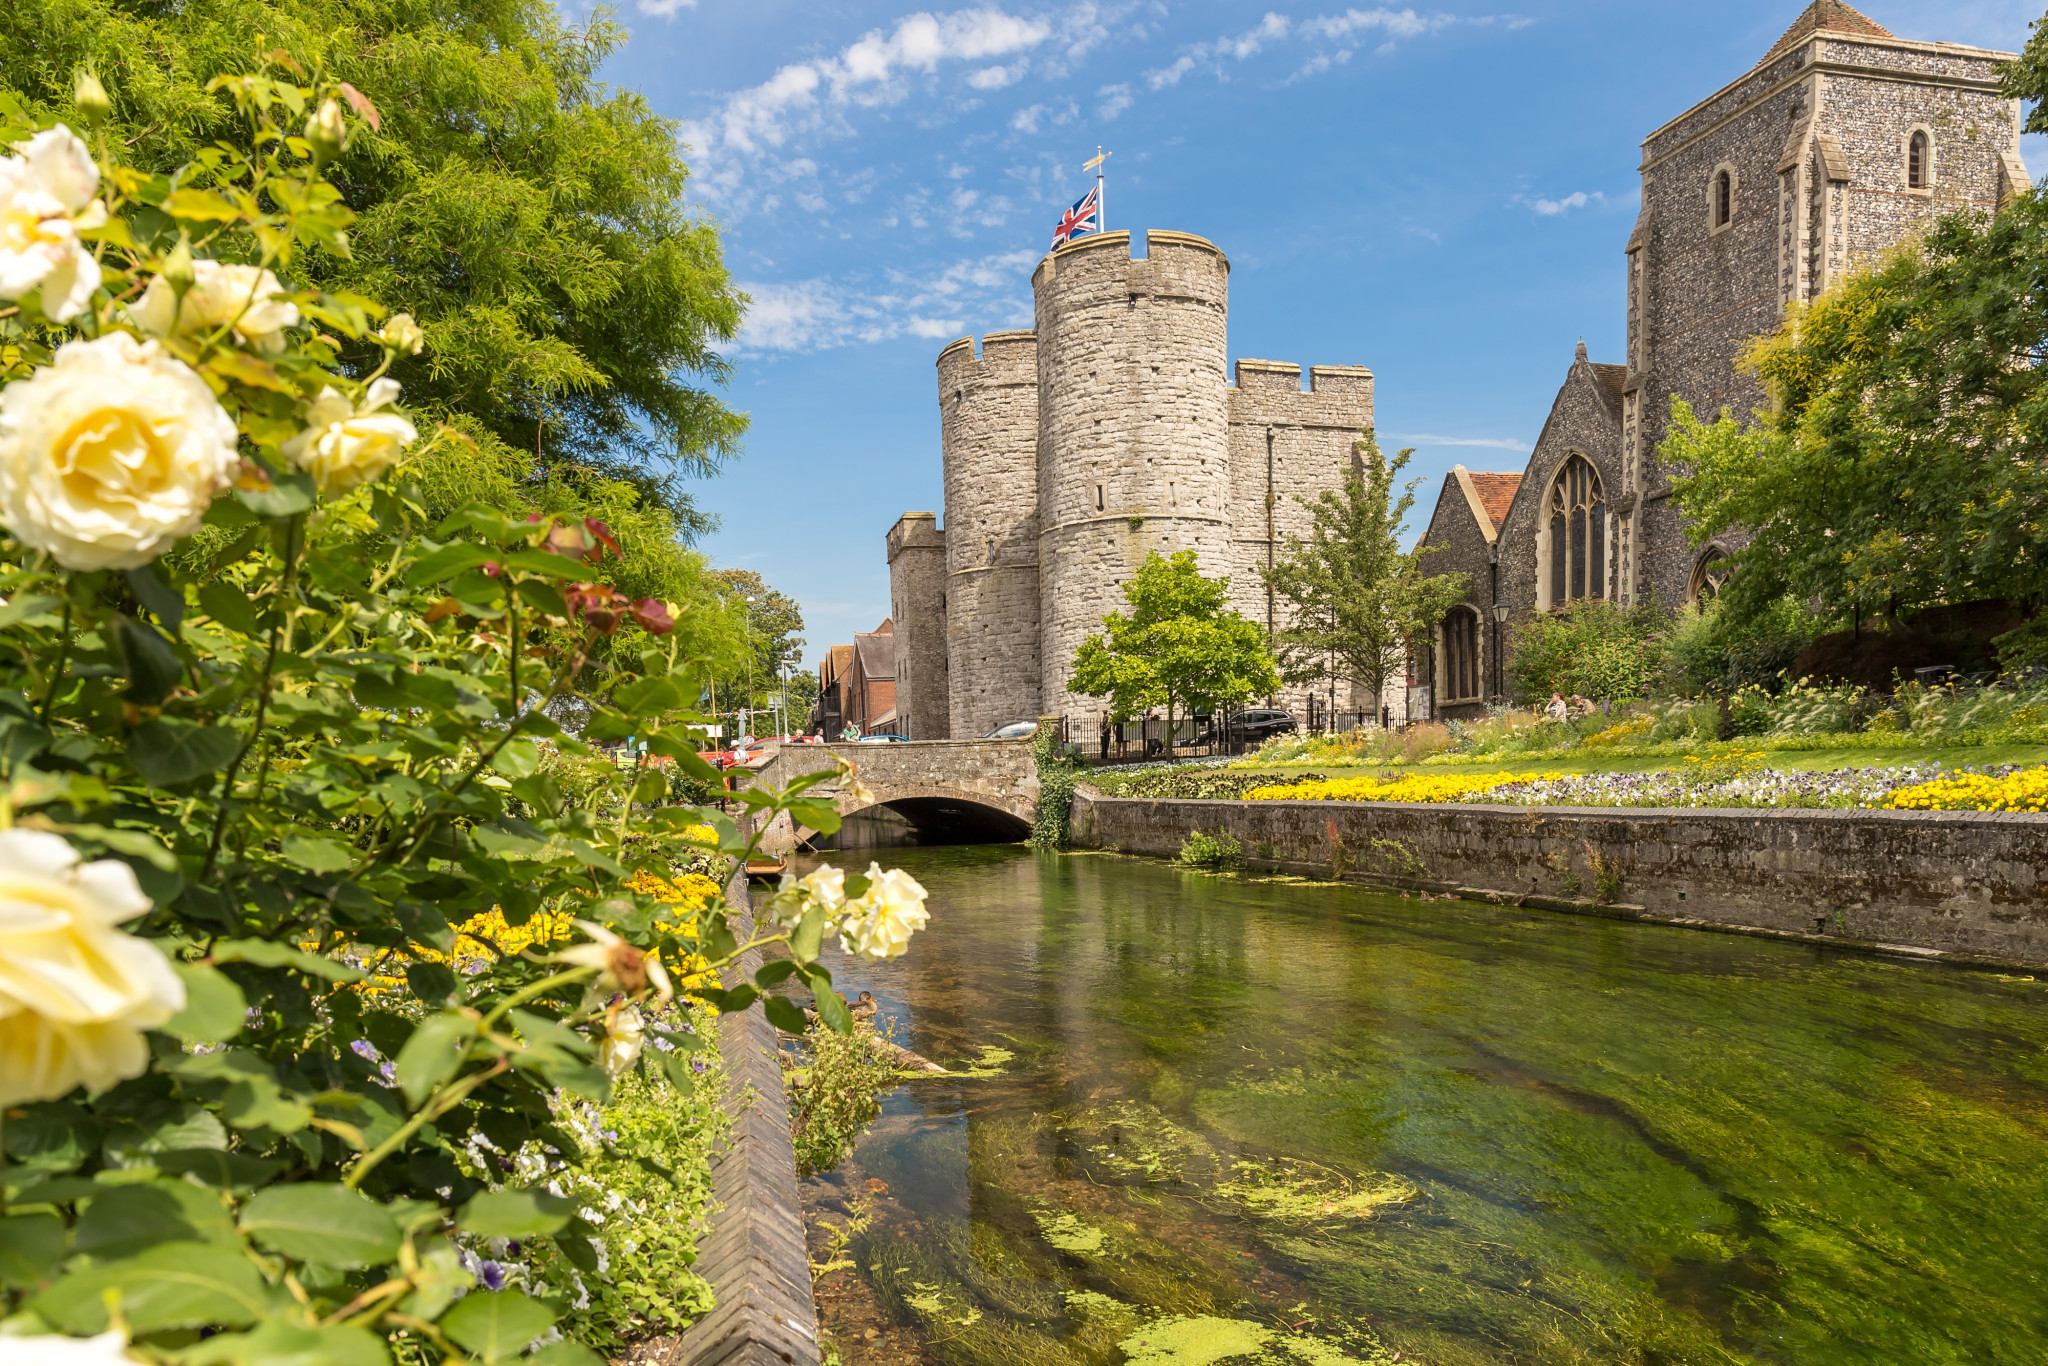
{"left": 748, "top": 740, "right": 1040, "bottom": 849}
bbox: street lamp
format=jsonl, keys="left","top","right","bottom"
{"left": 1492, "top": 601, "right": 1511, "bottom": 704}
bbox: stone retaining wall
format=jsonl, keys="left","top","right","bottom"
{"left": 1069, "top": 789, "right": 2048, "bottom": 967}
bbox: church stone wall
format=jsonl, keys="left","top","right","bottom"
{"left": 938, "top": 331, "right": 1043, "bottom": 738}
{"left": 886, "top": 513, "right": 949, "bottom": 741}
{"left": 1033, "top": 231, "right": 1233, "bottom": 727}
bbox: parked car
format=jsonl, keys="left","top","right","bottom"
{"left": 1188, "top": 708, "right": 1297, "bottom": 747}
{"left": 856, "top": 733, "right": 908, "bottom": 743}
{"left": 983, "top": 720, "right": 1038, "bottom": 739}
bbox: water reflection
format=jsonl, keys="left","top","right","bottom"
{"left": 799, "top": 846, "right": 2048, "bottom": 1365}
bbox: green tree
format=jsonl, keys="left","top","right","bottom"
{"left": 1261, "top": 432, "right": 1470, "bottom": 713}
{"left": 1658, "top": 196, "right": 2048, "bottom": 664}
{"left": 1068, "top": 550, "right": 1279, "bottom": 745}
{"left": 0, "top": 0, "right": 747, "bottom": 524}
{"left": 1508, "top": 601, "right": 1670, "bottom": 703}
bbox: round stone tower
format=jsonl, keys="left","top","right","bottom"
{"left": 936, "top": 330, "right": 1043, "bottom": 738}
{"left": 1032, "top": 230, "right": 1232, "bottom": 726}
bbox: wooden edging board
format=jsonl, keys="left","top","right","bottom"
{"left": 618, "top": 869, "right": 821, "bottom": 1366}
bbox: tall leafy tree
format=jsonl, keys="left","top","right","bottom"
{"left": 1068, "top": 550, "right": 1279, "bottom": 744}
{"left": 0, "top": 0, "right": 747, "bottom": 527}
{"left": 1261, "top": 433, "right": 1470, "bottom": 712}
{"left": 713, "top": 568, "right": 806, "bottom": 709}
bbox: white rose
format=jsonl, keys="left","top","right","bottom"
{"left": 760, "top": 873, "right": 806, "bottom": 929}
{"left": 0, "top": 332, "right": 238, "bottom": 571}
{"left": 0, "top": 126, "right": 107, "bottom": 323}
{"left": 133, "top": 260, "right": 299, "bottom": 353}
{"left": 0, "top": 830, "right": 185, "bottom": 1107}
{"left": 797, "top": 864, "right": 846, "bottom": 913}
{"left": 280, "top": 377, "right": 417, "bottom": 496}
{"left": 835, "top": 862, "right": 929, "bottom": 962}
{"left": 1, "top": 1328, "right": 149, "bottom": 1366}
{"left": 598, "top": 1002, "right": 645, "bottom": 1079}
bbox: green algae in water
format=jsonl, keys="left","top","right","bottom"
{"left": 1035, "top": 1210, "right": 1107, "bottom": 1254}
{"left": 804, "top": 845, "right": 2048, "bottom": 1364}
{"left": 1119, "top": 1315, "right": 1271, "bottom": 1365}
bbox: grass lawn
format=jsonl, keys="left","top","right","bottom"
{"left": 1222, "top": 740, "right": 2048, "bottom": 781}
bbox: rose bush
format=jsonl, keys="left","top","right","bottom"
{"left": 0, "top": 63, "right": 925, "bottom": 1364}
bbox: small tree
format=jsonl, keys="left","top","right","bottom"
{"left": 1068, "top": 550, "right": 1279, "bottom": 747}
{"left": 1262, "top": 432, "right": 1470, "bottom": 718}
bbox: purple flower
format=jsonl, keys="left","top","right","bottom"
{"left": 478, "top": 1260, "right": 509, "bottom": 1291}
{"left": 691, "top": 1058, "right": 709, "bottom": 1073}
{"left": 351, "top": 1039, "right": 380, "bottom": 1062}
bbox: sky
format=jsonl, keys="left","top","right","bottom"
{"left": 592, "top": 0, "right": 2048, "bottom": 671}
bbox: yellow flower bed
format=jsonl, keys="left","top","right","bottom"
{"left": 1246, "top": 772, "right": 1563, "bottom": 803}
{"left": 1883, "top": 765, "right": 2048, "bottom": 813}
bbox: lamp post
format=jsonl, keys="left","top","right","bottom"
{"left": 1492, "top": 601, "right": 1511, "bottom": 705}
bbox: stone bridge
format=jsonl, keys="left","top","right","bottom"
{"left": 747, "top": 738, "right": 1039, "bottom": 845}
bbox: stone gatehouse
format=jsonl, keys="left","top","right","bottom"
{"left": 1417, "top": 1, "right": 2027, "bottom": 718}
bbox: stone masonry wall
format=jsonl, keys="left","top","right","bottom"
{"left": 939, "top": 331, "right": 1043, "bottom": 738}
{"left": 1068, "top": 790, "right": 2048, "bottom": 967}
{"left": 886, "top": 513, "right": 950, "bottom": 741}
{"left": 1033, "top": 231, "right": 1233, "bottom": 728}
{"left": 1225, "top": 361, "right": 1374, "bottom": 716}
{"left": 1414, "top": 470, "right": 1498, "bottom": 719}
{"left": 1625, "top": 29, "right": 2019, "bottom": 609}
{"left": 1492, "top": 355, "right": 1625, "bottom": 637}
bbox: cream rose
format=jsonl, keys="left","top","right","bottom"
{"left": 835, "top": 862, "right": 929, "bottom": 962}
{"left": 797, "top": 864, "right": 846, "bottom": 913}
{"left": 134, "top": 260, "right": 300, "bottom": 353}
{"left": 281, "top": 377, "right": 418, "bottom": 496}
{"left": 0, "top": 126, "right": 106, "bottom": 323}
{"left": 0, "top": 830, "right": 186, "bottom": 1107}
{"left": 0, "top": 332, "right": 238, "bottom": 571}
{"left": 3, "top": 1328, "right": 149, "bottom": 1366}
{"left": 598, "top": 1002, "right": 645, "bottom": 1079}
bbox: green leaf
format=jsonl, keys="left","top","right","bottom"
{"left": 115, "top": 613, "right": 183, "bottom": 706}
{"left": 395, "top": 1009, "right": 476, "bottom": 1106}
{"left": 501, "top": 548, "right": 590, "bottom": 579}
{"left": 439, "top": 1290, "right": 560, "bottom": 1363}
{"left": 129, "top": 719, "right": 240, "bottom": 786}
{"left": 213, "top": 939, "right": 366, "bottom": 983}
{"left": 783, "top": 798, "right": 842, "bottom": 836}
{"left": 752, "top": 960, "right": 800, "bottom": 988}
{"left": 125, "top": 564, "right": 186, "bottom": 630}
{"left": 152, "top": 1148, "right": 283, "bottom": 1191}
{"left": 813, "top": 982, "right": 854, "bottom": 1035}
{"left": 492, "top": 736, "right": 541, "bottom": 778}
{"left": 196, "top": 581, "right": 264, "bottom": 636}
{"left": 4, "top": 1102, "right": 99, "bottom": 1173}
{"left": 405, "top": 960, "right": 459, "bottom": 1004}
{"left": 77, "top": 1180, "right": 235, "bottom": 1258}
{"left": 790, "top": 906, "right": 825, "bottom": 962}
{"left": 763, "top": 995, "right": 809, "bottom": 1034}
{"left": 404, "top": 542, "right": 494, "bottom": 587}
{"left": 530, "top": 1342, "right": 606, "bottom": 1366}
{"left": 31, "top": 1240, "right": 270, "bottom": 1334}
{"left": 233, "top": 468, "right": 316, "bottom": 518}
{"left": 282, "top": 832, "right": 354, "bottom": 873}
{"left": 162, "top": 187, "right": 241, "bottom": 221}
{"left": 0, "top": 593, "right": 61, "bottom": 630}
{"left": 662, "top": 1050, "right": 698, "bottom": 1093}
{"left": 458, "top": 1187, "right": 575, "bottom": 1238}
{"left": 175, "top": 1318, "right": 389, "bottom": 1366}
{"left": 614, "top": 675, "right": 685, "bottom": 718}
{"left": 0, "top": 1212, "right": 64, "bottom": 1289}
{"left": 630, "top": 768, "right": 668, "bottom": 804}
{"left": 239, "top": 1183, "right": 401, "bottom": 1268}
{"left": 162, "top": 963, "right": 247, "bottom": 1042}
{"left": 514, "top": 578, "right": 568, "bottom": 617}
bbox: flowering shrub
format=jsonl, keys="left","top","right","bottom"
{"left": 0, "top": 79, "right": 927, "bottom": 1365}
{"left": 1885, "top": 766, "right": 2048, "bottom": 813}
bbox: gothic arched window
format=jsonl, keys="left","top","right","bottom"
{"left": 1440, "top": 607, "right": 1482, "bottom": 704}
{"left": 1548, "top": 456, "right": 1606, "bottom": 605}
{"left": 1713, "top": 169, "right": 1732, "bottom": 228}
{"left": 1907, "top": 131, "right": 1929, "bottom": 190}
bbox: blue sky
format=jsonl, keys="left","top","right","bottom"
{"left": 595, "top": 0, "right": 2048, "bottom": 671}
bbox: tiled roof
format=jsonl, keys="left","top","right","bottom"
{"left": 853, "top": 631, "right": 896, "bottom": 681}
{"left": 1466, "top": 473, "right": 1523, "bottom": 532}
{"left": 820, "top": 644, "right": 854, "bottom": 686}
{"left": 1757, "top": 1, "right": 1892, "bottom": 68}
{"left": 1590, "top": 363, "right": 1628, "bottom": 412}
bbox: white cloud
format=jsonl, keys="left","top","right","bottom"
{"left": 735, "top": 250, "right": 1040, "bottom": 354}
{"left": 1516, "top": 189, "right": 1605, "bottom": 215}
{"left": 637, "top": 0, "right": 694, "bottom": 14}
{"left": 1010, "top": 103, "right": 1046, "bottom": 132}
{"left": 968, "top": 61, "right": 1027, "bottom": 89}
{"left": 1097, "top": 82, "right": 1134, "bottom": 118}
{"left": 1302, "top": 7, "right": 1446, "bottom": 40}
{"left": 1388, "top": 433, "right": 1531, "bottom": 450}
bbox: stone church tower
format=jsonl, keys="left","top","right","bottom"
{"left": 889, "top": 230, "right": 1374, "bottom": 739}
{"left": 1415, "top": 1, "right": 2027, "bottom": 716}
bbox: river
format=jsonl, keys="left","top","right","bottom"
{"left": 794, "top": 845, "right": 2048, "bottom": 1365}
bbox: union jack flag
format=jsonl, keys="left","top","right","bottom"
{"left": 1051, "top": 185, "right": 1100, "bottom": 249}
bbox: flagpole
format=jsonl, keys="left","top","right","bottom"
{"left": 1084, "top": 146, "right": 1111, "bottom": 234}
